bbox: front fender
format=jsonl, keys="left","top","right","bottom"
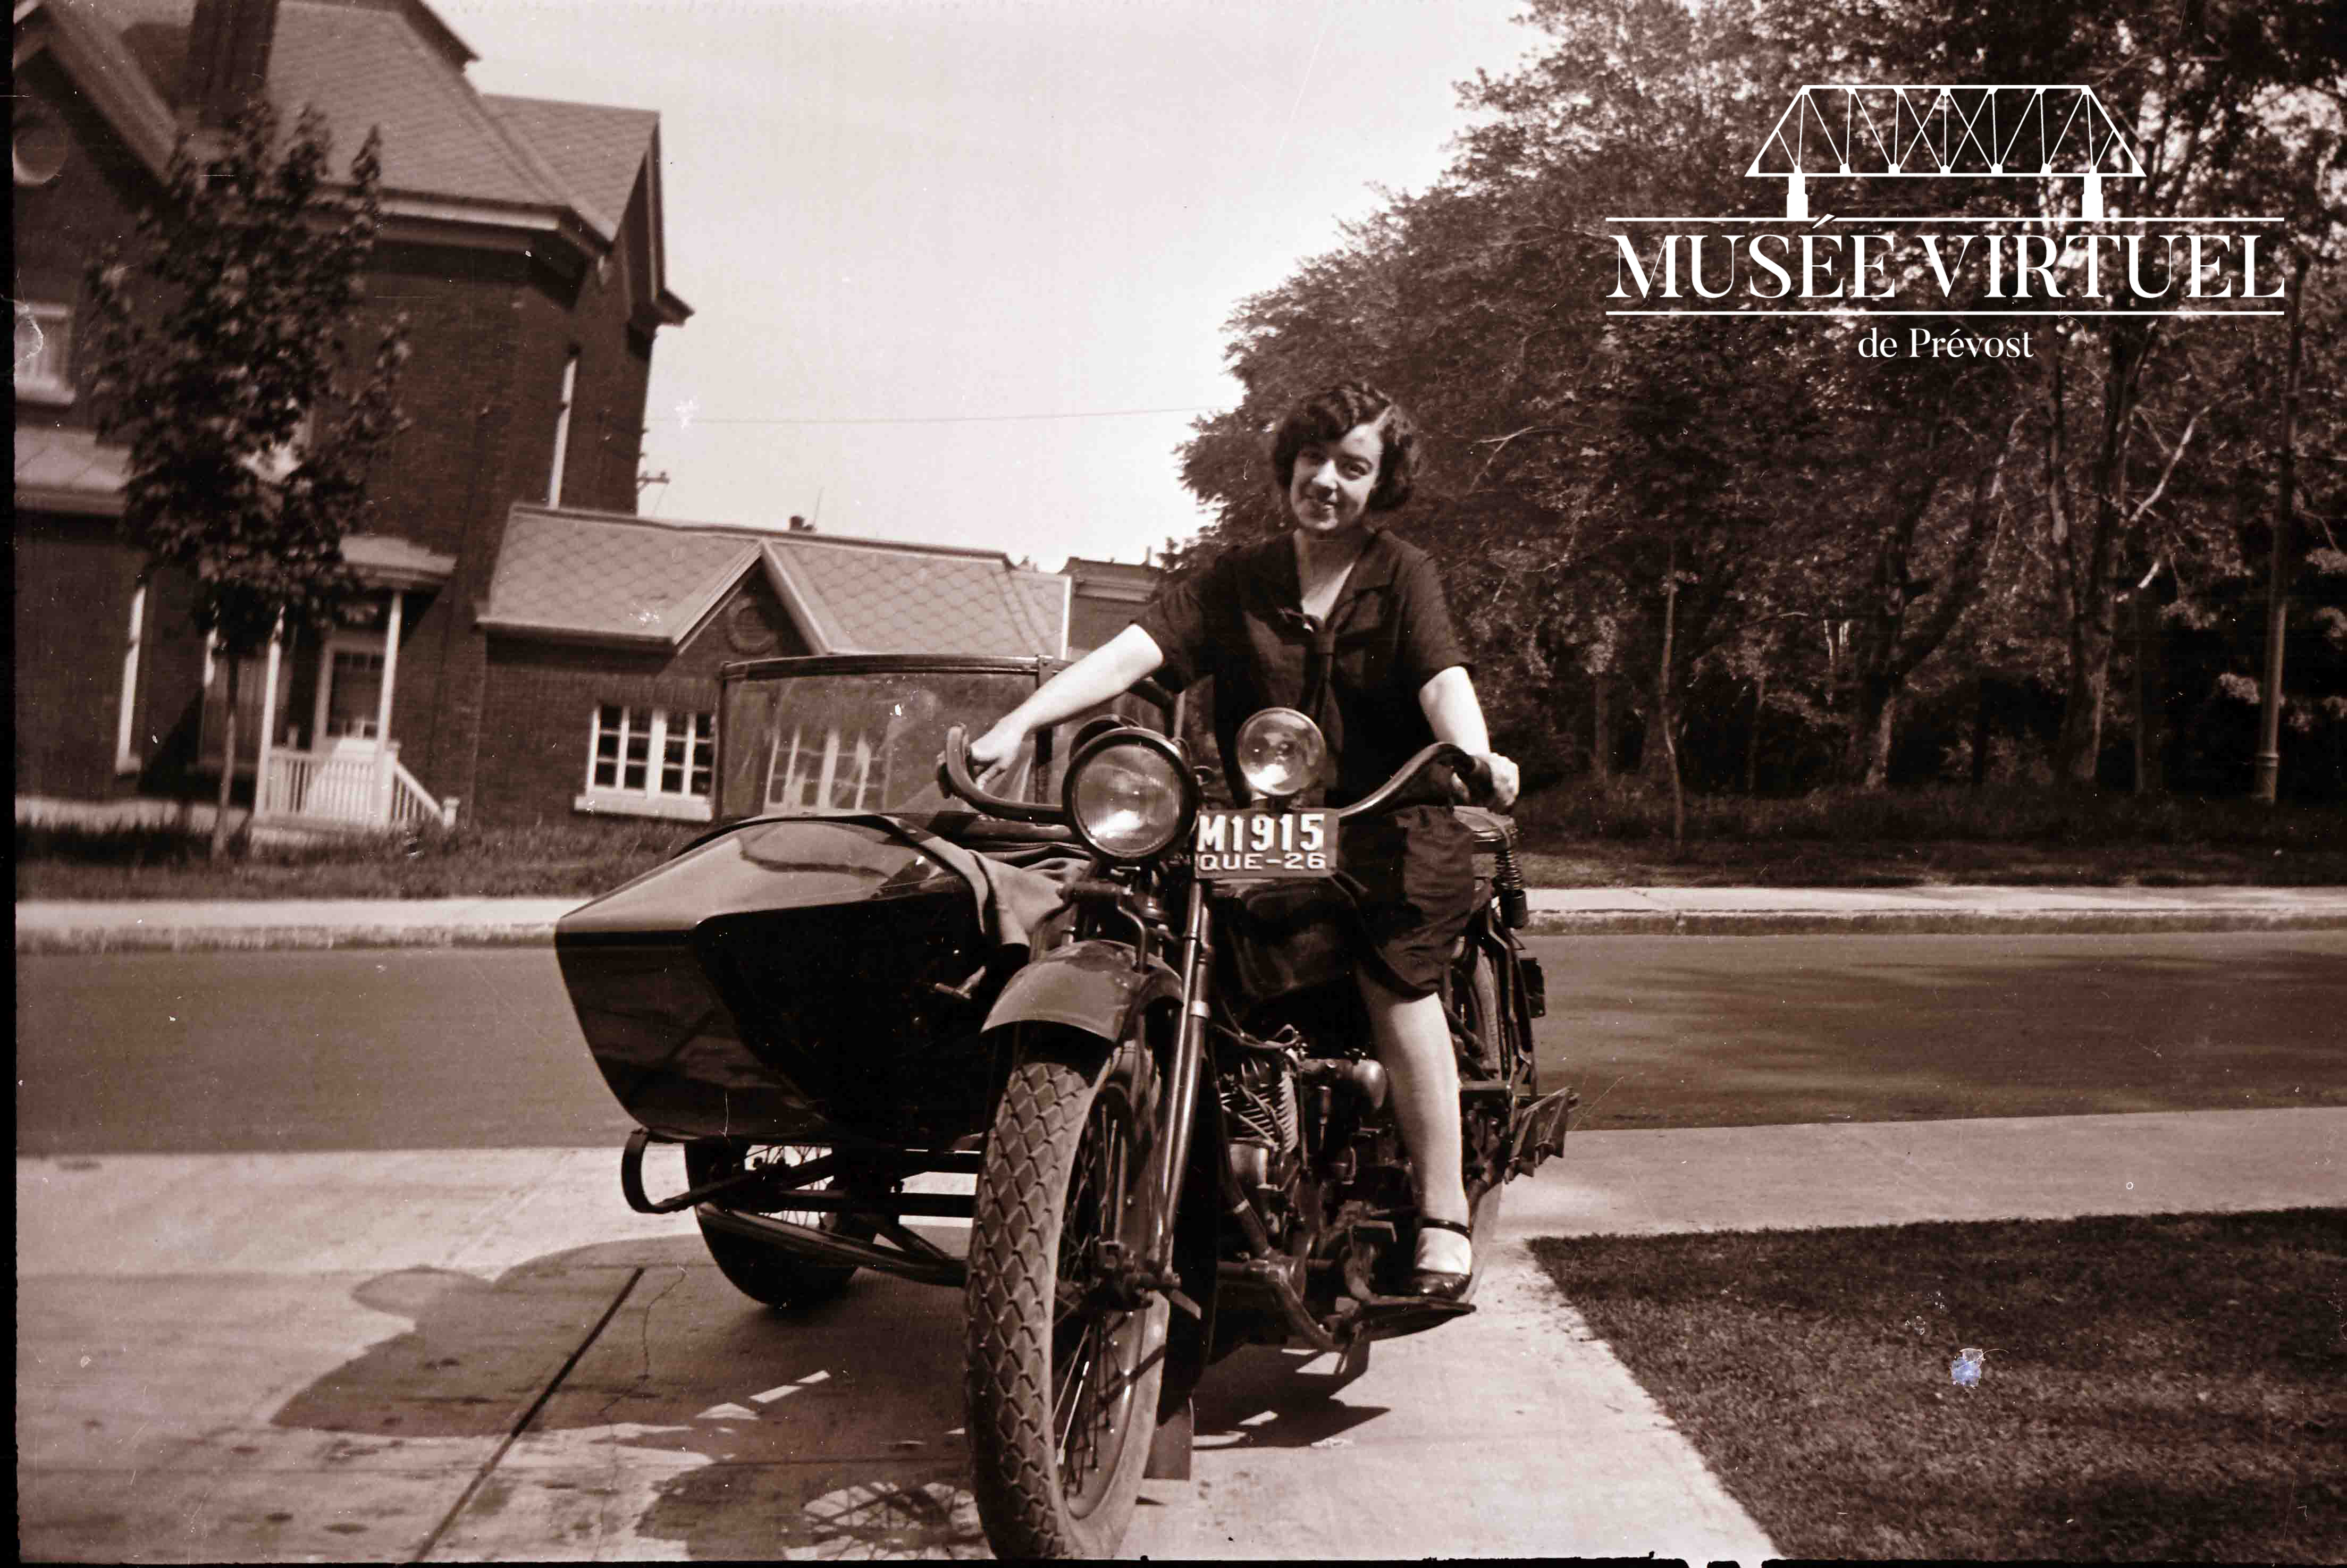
{"left": 984, "top": 939, "right": 1180, "bottom": 1047}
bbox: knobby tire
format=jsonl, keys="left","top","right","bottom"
{"left": 965, "top": 1040, "right": 1166, "bottom": 1558}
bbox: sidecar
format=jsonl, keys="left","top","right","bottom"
{"left": 554, "top": 654, "right": 1169, "bottom": 1300}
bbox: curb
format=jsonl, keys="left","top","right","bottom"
{"left": 1518, "top": 908, "right": 2347, "bottom": 938}
{"left": 15, "top": 923, "right": 564, "bottom": 956}
{"left": 19, "top": 907, "right": 2347, "bottom": 954}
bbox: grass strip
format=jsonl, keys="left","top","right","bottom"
{"left": 1531, "top": 1210, "right": 2346, "bottom": 1562}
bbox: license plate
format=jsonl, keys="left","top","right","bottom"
{"left": 1193, "top": 808, "right": 1339, "bottom": 880}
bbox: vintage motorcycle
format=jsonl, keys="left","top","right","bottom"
{"left": 555, "top": 652, "right": 1572, "bottom": 1558}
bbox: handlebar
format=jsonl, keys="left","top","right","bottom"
{"left": 940, "top": 725, "right": 1493, "bottom": 826}
{"left": 939, "top": 724, "right": 1067, "bottom": 824}
{"left": 1332, "top": 743, "right": 1494, "bottom": 819}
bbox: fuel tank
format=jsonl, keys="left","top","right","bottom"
{"left": 555, "top": 817, "right": 996, "bottom": 1144}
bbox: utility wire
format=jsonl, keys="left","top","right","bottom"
{"left": 671, "top": 405, "right": 1216, "bottom": 427}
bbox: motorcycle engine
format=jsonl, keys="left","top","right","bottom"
{"left": 1220, "top": 1043, "right": 1299, "bottom": 1160}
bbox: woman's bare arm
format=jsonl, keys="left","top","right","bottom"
{"left": 1418, "top": 665, "right": 1520, "bottom": 807}
{"left": 969, "top": 623, "right": 1167, "bottom": 783}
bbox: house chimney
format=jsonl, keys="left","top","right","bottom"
{"left": 788, "top": 515, "right": 812, "bottom": 532}
{"left": 182, "top": 0, "right": 282, "bottom": 129}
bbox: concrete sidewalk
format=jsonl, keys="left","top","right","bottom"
{"left": 20, "top": 1106, "right": 2342, "bottom": 1562}
{"left": 20, "top": 883, "right": 2347, "bottom": 952}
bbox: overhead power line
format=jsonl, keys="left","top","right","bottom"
{"left": 673, "top": 404, "right": 1217, "bottom": 427}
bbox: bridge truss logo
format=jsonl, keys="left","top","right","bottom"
{"left": 1751, "top": 84, "right": 2143, "bottom": 220}
{"left": 1609, "top": 81, "right": 2284, "bottom": 326}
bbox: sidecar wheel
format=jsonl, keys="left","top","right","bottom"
{"left": 965, "top": 1036, "right": 1167, "bottom": 1559}
{"left": 685, "top": 1141, "right": 874, "bottom": 1310}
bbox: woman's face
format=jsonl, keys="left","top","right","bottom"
{"left": 1286, "top": 419, "right": 1384, "bottom": 538}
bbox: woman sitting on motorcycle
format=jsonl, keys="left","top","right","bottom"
{"left": 969, "top": 379, "right": 1520, "bottom": 1301}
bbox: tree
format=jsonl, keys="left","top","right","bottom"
{"left": 86, "top": 103, "right": 409, "bottom": 856}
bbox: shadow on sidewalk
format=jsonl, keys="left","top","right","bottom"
{"left": 267, "top": 1233, "right": 1397, "bottom": 1557}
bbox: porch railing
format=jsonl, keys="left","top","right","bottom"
{"left": 257, "top": 743, "right": 457, "bottom": 830}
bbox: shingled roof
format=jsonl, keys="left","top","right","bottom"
{"left": 43, "top": 0, "right": 686, "bottom": 316}
{"left": 479, "top": 505, "right": 1070, "bottom": 658}
{"left": 481, "top": 95, "right": 657, "bottom": 242}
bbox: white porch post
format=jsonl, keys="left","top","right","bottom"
{"left": 310, "top": 639, "right": 333, "bottom": 752}
{"left": 373, "top": 591, "right": 404, "bottom": 818}
{"left": 255, "top": 616, "right": 285, "bottom": 817}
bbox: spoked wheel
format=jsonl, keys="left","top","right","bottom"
{"left": 965, "top": 1036, "right": 1168, "bottom": 1559}
{"left": 686, "top": 1141, "right": 878, "bottom": 1310}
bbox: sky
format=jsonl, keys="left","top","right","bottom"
{"left": 432, "top": 0, "right": 1544, "bottom": 569}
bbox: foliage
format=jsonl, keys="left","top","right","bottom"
{"left": 85, "top": 102, "right": 410, "bottom": 852}
{"left": 14, "top": 815, "right": 696, "bottom": 900}
{"left": 86, "top": 102, "right": 409, "bottom": 657}
{"left": 1175, "top": 0, "right": 2347, "bottom": 804}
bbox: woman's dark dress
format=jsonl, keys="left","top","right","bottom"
{"left": 1134, "top": 529, "right": 1477, "bottom": 998}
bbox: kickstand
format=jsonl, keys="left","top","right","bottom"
{"left": 1144, "top": 1397, "right": 1194, "bottom": 1481}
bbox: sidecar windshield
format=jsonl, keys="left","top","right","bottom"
{"left": 716, "top": 660, "right": 1164, "bottom": 823}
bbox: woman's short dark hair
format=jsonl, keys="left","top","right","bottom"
{"left": 1268, "top": 381, "right": 1417, "bottom": 513}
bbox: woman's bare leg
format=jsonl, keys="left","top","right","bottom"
{"left": 1357, "top": 967, "right": 1472, "bottom": 1271}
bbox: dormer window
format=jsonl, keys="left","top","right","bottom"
{"left": 548, "top": 349, "right": 578, "bottom": 505}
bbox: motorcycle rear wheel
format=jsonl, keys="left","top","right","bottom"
{"left": 686, "top": 1141, "right": 876, "bottom": 1310}
{"left": 965, "top": 1036, "right": 1168, "bottom": 1559}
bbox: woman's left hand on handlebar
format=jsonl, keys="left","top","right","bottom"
{"left": 1474, "top": 752, "right": 1520, "bottom": 809}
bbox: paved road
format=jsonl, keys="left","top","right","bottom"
{"left": 20, "top": 930, "right": 2346, "bottom": 1561}
{"left": 19, "top": 931, "right": 2346, "bottom": 1155}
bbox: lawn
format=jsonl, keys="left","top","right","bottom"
{"left": 1532, "top": 1209, "right": 2347, "bottom": 1562}
{"left": 17, "top": 781, "right": 2346, "bottom": 899}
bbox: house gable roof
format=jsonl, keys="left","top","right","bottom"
{"left": 478, "top": 504, "right": 1070, "bottom": 657}
{"left": 480, "top": 94, "right": 655, "bottom": 243}
{"left": 38, "top": 0, "right": 688, "bottom": 318}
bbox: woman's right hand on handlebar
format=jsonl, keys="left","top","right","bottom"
{"left": 967, "top": 718, "right": 1029, "bottom": 791}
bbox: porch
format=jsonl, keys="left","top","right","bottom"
{"left": 256, "top": 742, "right": 452, "bottom": 831}
{"left": 204, "top": 535, "right": 459, "bottom": 833}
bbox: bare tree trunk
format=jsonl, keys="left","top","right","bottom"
{"left": 2057, "top": 608, "right": 2115, "bottom": 786}
{"left": 2131, "top": 580, "right": 2165, "bottom": 796}
{"left": 1852, "top": 675, "right": 1900, "bottom": 789}
{"left": 1658, "top": 534, "right": 1684, "bottom": 848}
{"left": 211, "top": 655, "right": 240, "bottom": 861}
{"left": 2254, "top": 251, "right": 2309, "bottom": 804}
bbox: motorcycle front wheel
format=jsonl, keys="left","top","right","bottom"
{"left": 965, "top": 1034, "right": 1168, "bottom": 1559}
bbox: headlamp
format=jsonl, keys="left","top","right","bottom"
{"left": 1233, "top": 708, "right": 1327, "bottom": 803}
{"left": 1062, "top": 728, "right": 1195, "bottom": 861}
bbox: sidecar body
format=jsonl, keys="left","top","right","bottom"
{"left": 555, "top": 654, "right": 1168, "bottom": 1149}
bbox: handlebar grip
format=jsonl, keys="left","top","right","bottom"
{"left": 938, "top": 724, "right": 1066, "bottom": 825}
{"left": 1457, "top": 752, "right": 1496, "bottom": 803}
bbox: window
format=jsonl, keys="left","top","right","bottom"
{"left": 546, "top": 350, "right": 578, "bottom": 505}
{"left": 326, "top": 649, "right": 386, "bottom": 739}
{"left": 115, "top": 582, "right": 147, "bottom": 774}
{"left": 578, "top": 705, "right": 714, "bottom": 821}
{"left": 15, "top": 301, "right": 72, "bottom": 402}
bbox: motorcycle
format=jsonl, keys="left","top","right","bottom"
{"left": 555, "top": 651, "right": 1572, "bottom": 1558}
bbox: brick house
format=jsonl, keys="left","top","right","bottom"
{"left": 15, "top": 0, "right": 1156, "bottom": 832}
{"left": 1062, "top": 555, "right": 1161, "bottom": 655}
{"left": 14, "top": 0, "right": 692, "bottom": 829}
{"left": 469, "top": 505, "right": 1071, "bottom": 825}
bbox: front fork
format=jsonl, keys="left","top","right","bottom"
{"left": 1147, "top": 877, "right": 1213, "bottom": 1278}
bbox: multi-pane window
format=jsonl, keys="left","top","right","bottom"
{"left": 588, "top": 706, "right": 713, "bottom": 800}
